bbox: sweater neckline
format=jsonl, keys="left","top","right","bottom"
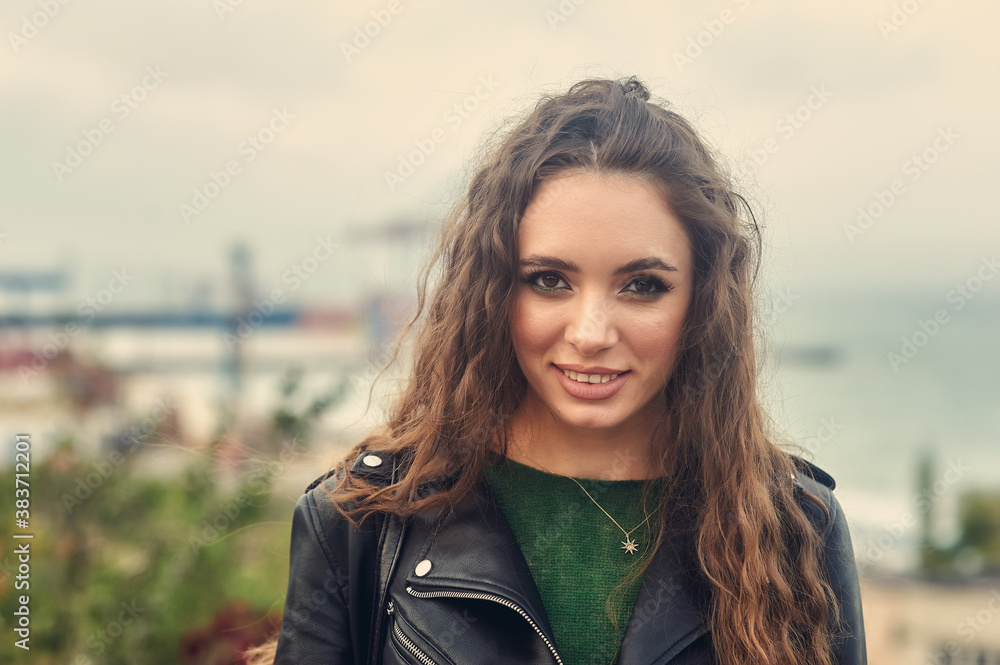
{"left": 486, "top": 452, "right": 666, "bottom": 488}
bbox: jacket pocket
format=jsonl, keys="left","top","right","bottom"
{"left": 386, "top": 601, "right": 443, "bottom": 665}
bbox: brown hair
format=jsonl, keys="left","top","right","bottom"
{"left": 249, "top": 77, "right": 838, "bottom": 665}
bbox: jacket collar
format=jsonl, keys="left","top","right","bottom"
{"left": 403, "top": 479, "right": 552, "bottom": 630}
{"left": 404, "top": 476, "right": 709, "bottom": 665}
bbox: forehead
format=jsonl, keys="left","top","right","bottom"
{"left": 517, "top": 172, "right": 691, "bottom": 267}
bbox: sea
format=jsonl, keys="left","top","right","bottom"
{"left": 760, "top": 291, "right": 1000, "bottom": 572}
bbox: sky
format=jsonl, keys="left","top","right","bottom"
{"left": 1, "top": 0, "right": 998, "bottom": 312}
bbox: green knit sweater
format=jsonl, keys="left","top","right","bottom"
{"left": 483, "top": 457, "right": 665, "bottom": 665}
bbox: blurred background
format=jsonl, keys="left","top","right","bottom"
{"left": 1, "top": 0, "right": 998, "bottom": 662}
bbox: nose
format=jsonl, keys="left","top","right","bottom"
{"left": 564, "top": 295, "right": 618, "bottom": 355}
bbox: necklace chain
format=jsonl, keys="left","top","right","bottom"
{"left": 566, "top": 476, "right": 654, "bottom": 554}
{"left": 502, "top": 450, "right": 658, "bottom": 555}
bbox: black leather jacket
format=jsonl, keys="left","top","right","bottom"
{"left": 273, "top": 452, "right": 866, "bottom": 665}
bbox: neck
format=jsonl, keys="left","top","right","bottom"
{"left": 504, "top": 398, "right": 662, "bottom": 480}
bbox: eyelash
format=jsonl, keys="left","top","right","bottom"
{"left": 521, "top": 270, "right": 673, "bottom": 298}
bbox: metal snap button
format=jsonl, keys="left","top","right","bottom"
{"left": 362, "top": 454, "right": 383, "bottom": 467}
{"left": 415, "top": 559, "right": 432, "bottom": 577}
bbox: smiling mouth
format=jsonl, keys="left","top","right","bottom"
{"left": 560, "top": 369, "right": 629, "bottom": 384}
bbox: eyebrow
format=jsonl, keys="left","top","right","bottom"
{"left": 519, "top": 255, "right": 679, "bottom": 274}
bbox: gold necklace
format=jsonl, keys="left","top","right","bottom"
{"left": 566, "top": 476, "right": 654, "bottom": 555}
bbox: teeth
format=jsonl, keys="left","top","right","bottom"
{"left": 563, "top": 369, "right": 619, "bottom": 384}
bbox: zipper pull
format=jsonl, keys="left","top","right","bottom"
{"left": 387, "top": 600, "right": 395, "bottom": 616}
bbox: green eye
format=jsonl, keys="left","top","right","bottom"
{"left": 622, "top": 276, "right": 671, "bottom": 297}
{"left": 523, "top": 271, "right": 569, "bottom": 292}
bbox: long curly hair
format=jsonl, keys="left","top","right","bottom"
{"left": 248, "top": 76, "right": 838, "bottom": 665}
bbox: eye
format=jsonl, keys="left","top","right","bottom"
{"left": 622, "top": 275, "right": 671, "bottom": 297}
{"left": 523, "top": 271, "right": 569, "bottom": 292}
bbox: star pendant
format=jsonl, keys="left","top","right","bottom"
{"left": 621, "top": 536, "right": 638, "bottom": 554}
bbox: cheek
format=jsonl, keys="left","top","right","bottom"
{"left": 626, "top": 309, "right": 687, "bottom": 366}
{"left": 511, "top": 296, "right": 561, "bottom": 360}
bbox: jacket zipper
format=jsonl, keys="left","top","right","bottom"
{"left": 386, "top": 601, "right": 438, "bottom": 665}
{"left": 405, "top": 586, "right": 563, "bottom": 665}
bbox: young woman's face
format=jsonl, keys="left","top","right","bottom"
{"left": 511, "top": 170, "right": 693, "bottom": 434}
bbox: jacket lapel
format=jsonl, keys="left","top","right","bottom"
{"left": 616, "top": 533, "right": 710, "bottom": 664}
{"left": 403, "top": 480, "right": 559, "bottom": 648}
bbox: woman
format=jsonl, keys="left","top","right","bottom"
{"left": 250, "top": 77, "right": 866, "bottom": 664}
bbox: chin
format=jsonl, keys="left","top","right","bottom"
{"left": 556, "top": 407, "right": 629, "bottom": 431}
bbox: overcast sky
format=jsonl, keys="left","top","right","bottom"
{"left": 2, "top": 0, "right": 997, "bottom": 311}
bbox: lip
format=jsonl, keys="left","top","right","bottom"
{"left": 554, "top": 364, "right": 627, "bottom": 374}
{"left": 551, "top": 364, "right": 631, "bottom": 400}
